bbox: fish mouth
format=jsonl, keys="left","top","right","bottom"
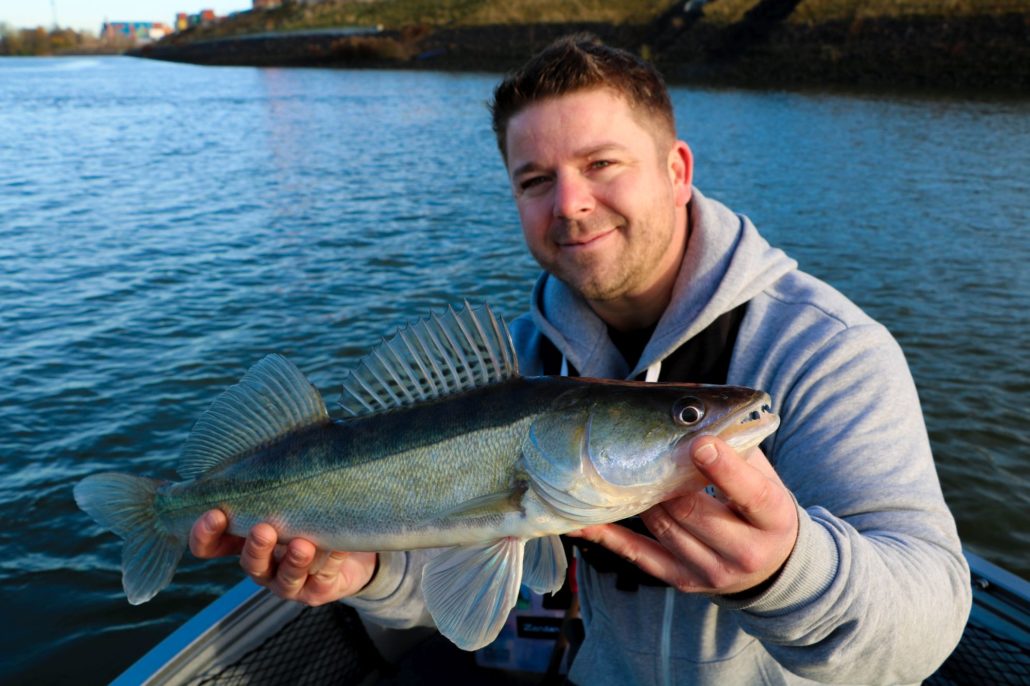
{"left": 704, "top": 394, "right": 780, "bottom": 455}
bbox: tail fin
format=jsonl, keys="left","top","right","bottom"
{"left": 74, "top": 473, "right": 185, "bottom": 605}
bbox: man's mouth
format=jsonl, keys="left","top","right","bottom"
{"left": 557, "top": 228, "right": 616, "bottom": 249}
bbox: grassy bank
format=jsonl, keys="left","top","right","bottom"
{"left": 139, "top": 0, "right": 1030, "bottom": 93}
{"left": 168, "top": 0, "right": 669, "bottom": 39}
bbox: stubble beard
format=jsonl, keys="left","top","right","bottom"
{"left": 544, "top": 213, "right": 628, "bottom": 301}
{"left": 547, "top": 207, "right": 678, "bottom": 304}
{"left": 557, "top": 249, "right": 634, "bottom": 302}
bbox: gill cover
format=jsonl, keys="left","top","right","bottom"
{"left": 520, "top": 388, "right": 676, "bottom": 524}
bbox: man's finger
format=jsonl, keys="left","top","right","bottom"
{"left": 741, "top": 447, "right": 783, "bottom": 484}
{"left": 241, "top": 523, "right": 278, "bottom": 584}
{"left": 569, "top": 523, "right": 701, "bottom": 591}
{"left": 641, "top": 498, "right": 723, "bottom": 572}
{"left": 309, "top": 550, "right": 348, "bottom": 587}
{"left": 189, "top": 509, "right": 244, "bottom": 559}
{"left": 692, "top": 438, "right": 788, "bottom": 531}
{"left": 274, "top": 538, "right": 316, "bottom": 598}
{"left": 301, "top": 550, "right": 356, "bottom": 604}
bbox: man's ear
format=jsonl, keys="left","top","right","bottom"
{"left": 668, "top": 140, "right": 693, "bottom": 206}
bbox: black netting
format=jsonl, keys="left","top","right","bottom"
{"left": 926, "top": 623, "right": 1030, "bottom": 685}
{"left": 177, "top": 586, "right": 1028, "bottom": 685}
{"left": 189, "top": 603, "right": 383, "bottom": 686}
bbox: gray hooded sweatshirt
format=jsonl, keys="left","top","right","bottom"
{"left": 347, "top": 189, "right": 971, "bottom": 685}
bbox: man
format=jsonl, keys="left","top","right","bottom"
{"left": 192, "top": 35, "right": 971, "bottom": 684}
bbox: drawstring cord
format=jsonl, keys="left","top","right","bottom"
{"left": 559, "top": 356, "right": 673, "bottom": 685}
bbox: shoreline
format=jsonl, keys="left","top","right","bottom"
{"left": 130, "top": 13, "right": 1030, "bottom": 94}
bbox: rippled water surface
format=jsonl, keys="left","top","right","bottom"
{"left": 1, "top": 57, "right": 1027, "bottom": 684}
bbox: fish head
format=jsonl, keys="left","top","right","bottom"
{"left": 579, "top": 381, "right": 779, "bottom": 490}
{"left": 523, "top": 379, "right": 780, "bottom": 522}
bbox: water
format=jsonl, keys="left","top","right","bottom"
{"left": 1, "top": 56, "right": 1026, "bottom": 684}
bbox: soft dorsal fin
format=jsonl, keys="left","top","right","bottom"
{"left": 339, "top": 302, "right": 518, "bottom": 417}
{"left": 178, "top": 354, "right": 329, "bottom": 479}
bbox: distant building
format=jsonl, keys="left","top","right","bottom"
{"left": 171, "top": 9, "right": 220, "bottom": 30}
{"left": 170, "top": 8, "right": 222, "bottom": 32}
{"left": 100, "top": 21, "right": 173, "bottom": 44}
{"left": 190, "top": 9, "right": 218, "bottom": 26}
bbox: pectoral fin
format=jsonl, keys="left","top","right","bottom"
{"left": 421, "top": 538, "right": 524, "bottom": 651}
{"left": 523, "top": 535, "right": 566, "bottom": 595}
{"left": 429, "top": 488, "right": 524, "bottom": 521}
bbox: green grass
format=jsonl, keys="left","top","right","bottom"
{"left": 788, "top": 0, "right": 1028, "bottom": 24}
{"left": 283, "top": 0, "right": 671, "bottom": 29}
{"left": 182, "top": 0, "right": 1029, "bottom": 41}
{"left": 184, "top": 0, "right": 678, "bottom": 38}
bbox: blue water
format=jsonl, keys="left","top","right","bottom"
{"left": 0, "top": 56, "right": 1027, "bottom": 684}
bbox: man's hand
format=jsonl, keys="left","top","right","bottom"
{"left": 189, "top": 510, "right": 378, "bottom": 606}
{"left": 567, "top": 436, "right": 798, "bottom": 596}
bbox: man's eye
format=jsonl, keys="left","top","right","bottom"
{"left": 519, "top": 176, "right": 549, "bottom": 192}
{"left": 589, "top": 160, "right": 614, "bottom": 170}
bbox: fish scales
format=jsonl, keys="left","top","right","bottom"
{"left": 158, "top": 378, "right": 561, "bottom": 549}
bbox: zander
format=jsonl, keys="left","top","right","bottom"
{"left": 74, "top": 304, "right": 779, "bottom": 650}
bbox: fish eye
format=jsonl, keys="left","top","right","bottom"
{"left": 672, "top": 397, "right": 705, "bottom": 426}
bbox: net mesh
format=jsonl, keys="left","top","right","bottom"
{"left": 177, "top": 588, "right": 1028, "bottom": 685}
{"left": 188, "top": 603, "right": 382, "bottom": 686}
{"left": 926, "top": 623, "right": 1029, "bottom": 685}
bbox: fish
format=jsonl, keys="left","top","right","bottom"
{"left": 74, "top": 303, "right": 780, "bottom": 651}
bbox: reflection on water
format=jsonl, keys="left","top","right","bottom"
{"left": 0, "top": 56, "right": 1027, "bottom": 684}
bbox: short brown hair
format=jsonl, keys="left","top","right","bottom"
{"left": 490, "top": 34, "right": 676, "bottom": 160}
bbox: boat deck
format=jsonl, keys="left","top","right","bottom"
{"left": 114, "top": 550, "right": 1029, "bottom": 685}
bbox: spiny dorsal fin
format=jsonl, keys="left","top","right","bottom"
{"left": 178, "top": 354, "right": 329, "bottom": 480}
{"left": 339, "top": 302, "right": 518, "bottom": 418}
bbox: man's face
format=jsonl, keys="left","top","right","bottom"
{"left": 505, "top": 88, "right": 692, "bottom": 309}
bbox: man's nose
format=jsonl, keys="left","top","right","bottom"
{"left": 553, "top": 173, "right": 595, "bottom": 219}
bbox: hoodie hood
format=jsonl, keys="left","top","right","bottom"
{"left": 529, "top": 188, "right": 796, "bottom": 379}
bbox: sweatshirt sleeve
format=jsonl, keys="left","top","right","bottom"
{"left": 341, "top": 550, "right": 435, "bottom": 629}
{"left": 720, "top": 320, "right": 972, "bottom": 684}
